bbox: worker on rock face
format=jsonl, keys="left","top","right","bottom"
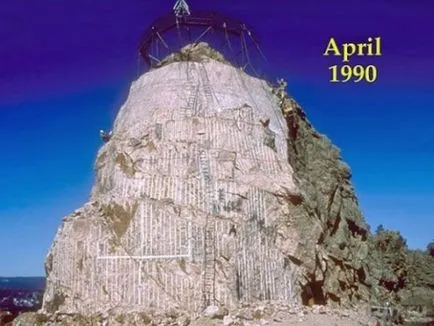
{"left": 99, "top": 129, "right": 112, "bottom": 143}
{"left": 384, "top": 301, "right": 393, "bottom": 322}
{"left": 274, "top": 78, "right": 288, "bottom": 107}
{"left": 277, "top": 78, "right": 287, "bottom": 94}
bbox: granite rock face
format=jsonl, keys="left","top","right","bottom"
{"left": 42, "top": 44, "right": 301, "bottom": 317}
{"left": 40, "top": 44, "right": 375, "bottom": 321}
{"left": 279, "top": 96, "right": 371, "bottom": 306}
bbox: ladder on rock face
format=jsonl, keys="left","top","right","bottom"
{"left": 198, "top": 63, "right": 214, "bottom": 107}
{"left": 198, "top": 149, "right": 216, "bottom": 306}
{"left": 202, "top": 217, "right": 216, "bottom": 306}
{"left": 198, "top": 150, "right": 213, "bottom": 210}
{"left": 186, "top": 62, "right": 200, "bottom": 115}
{"left": 187, "top": 83, "right": 200, "bottom": 115}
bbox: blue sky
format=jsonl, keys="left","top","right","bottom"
{"left": 0, "top": 0, "right": 433, "bottom": 276}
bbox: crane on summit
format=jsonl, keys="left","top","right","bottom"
{"left": 173, "top": 0, "right": 191, "bottom": 17}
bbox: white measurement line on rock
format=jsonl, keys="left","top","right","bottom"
{"left": 97, "top": 254, "right": 190, "bottom": 260}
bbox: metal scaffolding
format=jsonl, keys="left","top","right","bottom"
{"left": 137, "top": 0, "right": 266, "bottom": 76}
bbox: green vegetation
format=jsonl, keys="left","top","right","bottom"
{"left": 368, "top": 227, "right": 434, "bottom": 307}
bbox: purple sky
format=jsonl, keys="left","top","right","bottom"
{"left": 1, "top": 0, "right": 433, "bottom": 105}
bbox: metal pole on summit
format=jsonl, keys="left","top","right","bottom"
{"left": 173, "top": 0, "right": 191, "bottom": 17}
{"left": 173, "top": 0, "right": 190, "bottom": 46}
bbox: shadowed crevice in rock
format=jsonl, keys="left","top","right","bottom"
{"left": 278, "top": 96, "right": 371, "bottom": 306}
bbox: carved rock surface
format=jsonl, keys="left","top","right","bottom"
{"left": 41, "top": 44, "right": 373, "bottom": 321}
{"left": 42, "top": 44, "right": 303, "bottom": 317}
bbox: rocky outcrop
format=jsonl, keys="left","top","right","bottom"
{"left": 281, "top": 96, "right": 434, "bottom": 310}
{"left": 154, "top": 42, "right": 231, "bottom": 68}
{"left": 42, "top": 43, "right": 303, "bottom": 318}
{"left": 34, "top": 43, "right": 432, "bottom": 325}
{"left": 365, "top": 229, "right": 408, "bottom": 304}
{"left": 277, "top": 94, "right": 371, "bottom": 307}
{"left": 406, "top": 252, "right": 434, "bottom": 296}
{"left": 355, "top": 227, "right": 434, "bottom": 322}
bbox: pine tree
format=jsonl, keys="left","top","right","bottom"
{"left": 427, "top": 240, "right": 434, "bottom": 257}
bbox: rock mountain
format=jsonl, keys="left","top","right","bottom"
{"left": 17, "top": 43, "right": 433, "bottom": 324}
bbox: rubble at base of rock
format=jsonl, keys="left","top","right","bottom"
{"left": 13, "top": 303, "right": 384, "bottom": 326}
